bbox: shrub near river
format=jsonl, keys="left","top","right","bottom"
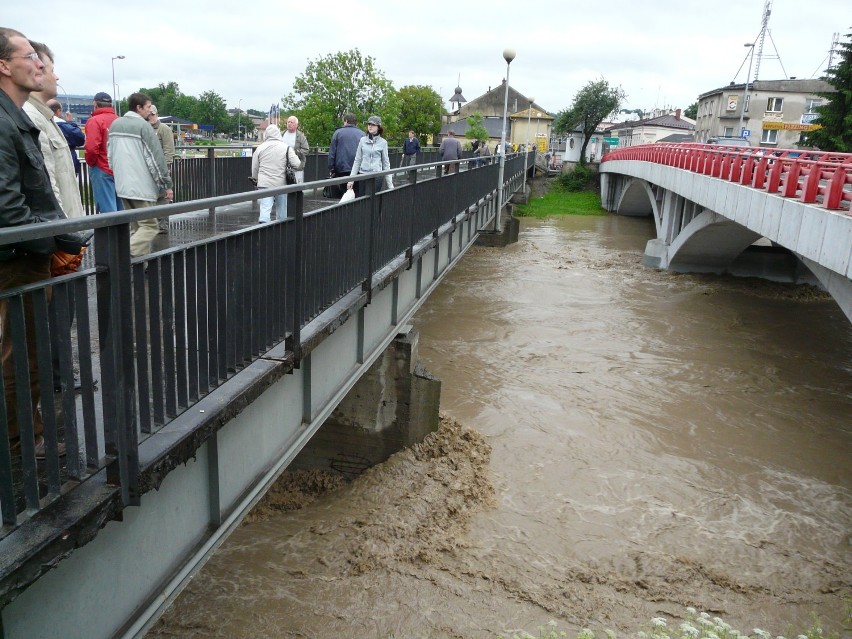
{"left": 516, "top": 168, "right": 606, "bottom": 218}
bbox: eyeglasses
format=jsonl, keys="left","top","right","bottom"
{"left": 8, "top": 51, "right": 41, "bottom": 63}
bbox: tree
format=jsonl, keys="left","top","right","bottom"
{"left": 464, "top": 112, "right": 489, "bottom": 142}
{"left": 397, "top": 84, "right": 444, "bottom": 145}
{"left": 684, "top": 102, "right": 698, "bottom": 120}
{"left": 554, "top": 79, "right": 626, "bottom": 165}
{"left": 192, "top": 90, "right": 230, "bottom": 133}
{"left": 138, "top": 81, "right": 183, "bottom": 117}
{"left": 282, "top": 49, "right": 398, "bottom": 146}
{"left": 806, "top": 32, "right": 852, "bottom": 152}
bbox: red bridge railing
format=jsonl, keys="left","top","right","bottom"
{"left": 601, "top": 143, "right": 852, "bottom": 213}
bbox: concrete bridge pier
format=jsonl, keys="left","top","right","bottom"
{"left": 289, "top": 326, "right": 441, "bottom": 477}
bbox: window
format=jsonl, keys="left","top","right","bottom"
{"left": 761, "top": 129, "right": 778, "bottom": 144}
{"left": 805, "top": 98, "right": 822, "bottom": 114}
{"left": 744, "top": 95, "right": 750, "bottom": 112}
{"left": 724, "top": 127, "right": 734, "bottom": 137}
{"left": 766, "top": 97, "right": 783, "bottom": 113}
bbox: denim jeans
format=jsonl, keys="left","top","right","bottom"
{"left": 258, "top": 193, "right": 287, "bottom": 221}
{"left": 89, "top": 166, "right": 123, "bottom": 213}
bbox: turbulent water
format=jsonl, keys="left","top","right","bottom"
{"left": 150, "top": 207, "right": 851, "bottom": 639}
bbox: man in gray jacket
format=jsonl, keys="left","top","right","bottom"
{"left": 108, "top": 91, "right": 173, "bottom": 257}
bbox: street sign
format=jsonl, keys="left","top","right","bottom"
{"left": 741, "top": 129, "right": 751, "bottom": 138}
{"left": 604, "top": 137, "right": 619, "bottom": 146}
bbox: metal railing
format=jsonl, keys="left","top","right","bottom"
{"left": 74, "top": 146, "right": 479, "bottom": 214}
{"left": 0, "top": 152, "right": 531, "bottom": 533}
{"left": 602, "top": 143, "right": 852, "bottom": 212}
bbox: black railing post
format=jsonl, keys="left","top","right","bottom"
{"left": 288, "top": 190, "right": 304, "bottom": 363}
{"left": 363, "top": 178, "right": 378, "bottom": 303}
{"left": 407, "top": 168, "right": 419, "bottom": 267}
{"left": 95, "top": 223, "right": 139, "bottom": 506}
{"left": 207, "top": 146, "right": 216, "bottom": 223}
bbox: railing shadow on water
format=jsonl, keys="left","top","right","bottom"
{"left": 0, "top": 152, "right": 532, "bottom": 538}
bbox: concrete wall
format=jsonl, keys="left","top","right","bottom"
{"left": 290, "top": 327, "right": 441, "bottom": 477}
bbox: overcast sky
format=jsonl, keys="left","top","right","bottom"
{"left": 6, "top": 0, "right": 848, "bottom": 120}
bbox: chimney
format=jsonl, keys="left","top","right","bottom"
{"left": 675, "top": 108, "right": 681, "bottom": 119}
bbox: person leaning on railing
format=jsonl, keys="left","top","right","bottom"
{"left": 0, "top": 27, "right": 87, "bottom": 458}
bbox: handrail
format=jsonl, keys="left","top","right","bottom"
{"left": 601, "top": 143, "right": 852, "bottom": 213}
{"left": 0, "top": 152, "right": 532, "bottom": 538}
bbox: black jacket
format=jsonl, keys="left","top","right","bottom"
{"left": 0, "top": 87, "right": 75, "bottom": 259}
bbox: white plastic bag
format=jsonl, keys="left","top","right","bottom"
{"left": 340, "top": 188, "right": 355, "bottom": 203}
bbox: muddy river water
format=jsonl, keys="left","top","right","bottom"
{"left": 150, "top": 212, "right": 851, "bottom": 638}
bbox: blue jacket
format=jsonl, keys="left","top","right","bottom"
{"left": 328, "top": 124, "right": 365, "bottom": 175}
{"left": 403, "top": 136, "right": 420, "bottom": 155}
{"left": 57, "top": 119, "right": 84, "bottom": 174}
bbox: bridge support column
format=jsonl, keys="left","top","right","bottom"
{"left": 477, "top": 203, "right": 520, "bottom": 247}
{"left": 288, "top": 325, "right": 442, "bottom": 477}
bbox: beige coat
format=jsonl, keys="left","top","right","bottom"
{"left": 23, "top": 97, "right": 84, "bottom": 218}
{"left": 251, "top": 125, "right": 303, "bottom": 188}
{"left": 152, "top": 120, "right": 175, "bottom": 168}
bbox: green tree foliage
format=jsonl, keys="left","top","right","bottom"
{"left": 136, "top": 82, "right": 234, "bottom": 135}
{"left": 282, "top": 49, "right": 399, "bottom": 146}
{"left": 684, "top": 102, "right": 698, "bottom": 120}
{"left": 464, "top": 112, "right": 489, "bottom": 142}
{"left": 554, "top": 78, "right": 626, "bottom": 165}
{"left": 192, "top": 90, "right": 230, "bottom": 132}
{"left": 138, "top": 81, "right": 183, "bottom": 116}
{"left": 807, "top": 32, "right": 852, "bottom": 152}
{"left": 397, "top": 84, "right": 444, "bottom": 145}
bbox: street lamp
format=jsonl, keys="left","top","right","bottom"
{"left": 111, "top": 55, "right": 125, "bottom": 115}
{"left": 523, "top": 95, "right": 534, "bottom": 198}
{"left": 237, "top": 98, "right": 242, "bottom": 142}
{"left": 496, "top": 47, "right": 515, "bottom": 232}
{"left": 738, "top": 44, "right": 755, "bottom": 140}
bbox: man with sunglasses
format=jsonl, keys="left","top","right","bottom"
{"left": 0, "top": 28, "right": 85, "bottom": 457}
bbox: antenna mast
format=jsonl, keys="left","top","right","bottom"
{"left": 827, "top": 32, "right": 840, "bottom": 69}
{"left": 753, "top": 0, "right": 772, "bottom": 81}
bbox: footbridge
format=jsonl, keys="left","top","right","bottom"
{"left": 0, "top": 154, "right": 531, "bottom": 638}
{"left": 600, "top": 143, "right": 852, "bottom": 321}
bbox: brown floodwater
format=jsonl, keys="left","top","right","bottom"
{"left": 150, "top": 211, "right": 851, "bottom": 639}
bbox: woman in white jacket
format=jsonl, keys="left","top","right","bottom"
{"left": 347, "top": 115, "right": 393, "bottom": 198}
{"left": 251, "top": 124, "right": 303, "bottom": 222}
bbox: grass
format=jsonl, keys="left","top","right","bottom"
{"left": 515, "top": 187, "right": 606, "bottom": 218}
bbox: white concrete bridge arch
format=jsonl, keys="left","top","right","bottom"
{"left": 601, "top": 160, "right": 852, "bottom": 322}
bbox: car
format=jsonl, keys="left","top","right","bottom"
{"left": 707, "top": 137, "right": 751, "bottom": 147}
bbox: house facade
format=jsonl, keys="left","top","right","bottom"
{"left": 442, "top": 80, "right": 554, "bottom": 149}
{"left": 605, "top": 109, "right": 695, "bottom": 148}
{"left": 694, "top": 78, "right": 832, "bottom": 148}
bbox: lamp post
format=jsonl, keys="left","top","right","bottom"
{"left": 111, "top": 55, "right": 125, "bottom": 115}
{"left": 496, "top": 47, "right": 515, "bottom": 232}
{"left": 522, "top": 96, "right": 534, "bottom": 198}
{"left": 738, "top": 43, "right": 755, "bottom": 140}
{"left": 237, "top": 98, "right": 242, "bottom": 142}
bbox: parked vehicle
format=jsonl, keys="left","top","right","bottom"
{"left": 707, "top": 137, "right": 751, "bottom": 147}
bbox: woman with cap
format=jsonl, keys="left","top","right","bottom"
{"left": 347, "top": 115, "right": 393, "bottom": 198}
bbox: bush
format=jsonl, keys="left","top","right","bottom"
{"left": 558, "top": 165, "right": 599, "bottom": 192}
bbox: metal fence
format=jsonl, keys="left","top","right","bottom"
{"left": 0, "top": 152, "right": 532, "bottom": 532}
{"left": 75, "top": 146, "right": 488, "bottom": 214}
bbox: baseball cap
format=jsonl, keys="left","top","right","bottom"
{"left": 93, "top": 92, "right": 112, "bottom": 104}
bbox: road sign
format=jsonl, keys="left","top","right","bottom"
{"left": 604, "top": 137, "right": 619, "bottom": 146}
{"left": 741, "top": 129, "right": 751, "bottom": 138}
